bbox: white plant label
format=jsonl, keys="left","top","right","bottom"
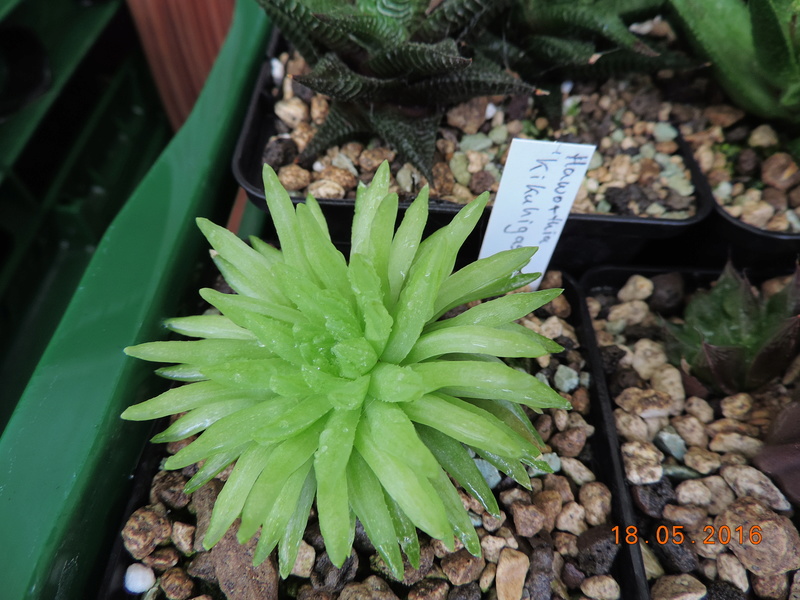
{"left": 478, "top": 138, "right": 597, "bottom": 289}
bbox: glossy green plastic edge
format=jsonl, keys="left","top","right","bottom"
{"left": 0, "top": 2, "right": 269, "bottom": 598}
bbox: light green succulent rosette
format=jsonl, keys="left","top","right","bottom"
{"left": 122, "top": 160, "right": 570, "bottom": 578}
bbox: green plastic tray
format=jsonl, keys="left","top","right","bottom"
{"left": 0, "top": 2, "right": 269, "bottom": 598}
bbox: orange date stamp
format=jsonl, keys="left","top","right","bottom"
{"left": 612, "top": 525, "right": 763, "bottom": 545}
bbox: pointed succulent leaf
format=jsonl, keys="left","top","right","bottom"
{"left": 383, "top": 491, "right": 422, "bottom": 568}
{"left": 471, "top": 446, "right": 533, "bottom": 489}
{"left": 294, "top": 53, "right": 403, "bottom": 102}
{"left": 254, "top": 459, "right": 316, "bottom": 566}
{"left": 363, "top": 106, "right": 442, "bottom": 183}
{"left": 278, "top": 467, "right": 317, "bottom": 578}
{"left": 346, "top": 450, "right": 405, "bottom": 579}
{"left": 204, "top": 443, "right": 274, "bottom": 548}
{"left": 750, "top": 0, "right": 800, "bottom": 85}
{"left": 387, "top": 187, "right": 429, "bottom": 306}
{"left": 413, "top": 0, "right": 513, "bottom": 42}
{"left": 668, "top": 0, "right": 798, "bottom": 122}
{"left": 299, "top": 101, "right": 368, "bottom": 165}
{"left": 366, "top": 39, "right": 471, "bottom": 78}
{"left": 416, "top": 424, "right": 501, "bottom": 517}
{"left": 523, "top": 35, "right": 599, "bottom": 67}
{"left": 425, "top": 289, "right": 561, "bottom": 332}
{"left": 164, "top": 315, "right": 255, "bottom": 340}
{"left": 412, "top": 360, "right": 570, "bottom": 409}
{"left": 747, "top": 316, "right": 800, "bottom": 390}
{"left": 315, "top": 407, "right": 360, "bottom": 567}
{"left": 403, "top": 52, "right": 539, "bottom": 106}
{"left": 255, "top": 0, "right": 357, "bottom": 62}
{"left": 519, "top": 0, "right": 659, "bottom": 57}
{"left": 312, "top": 13, "right": 406, "bottom": 52}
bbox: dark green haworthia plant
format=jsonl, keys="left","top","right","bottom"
{"left": 667, "top": 0, "right": 800, "bottom": 124}
{"left": 255, "top": 0, "right": 538, "bottom": 181}
{"left": 122, "top": 160, "right": 570, "bottom": 578}
{"left": 663, "top": 262, "right": 800, "bottom": 395}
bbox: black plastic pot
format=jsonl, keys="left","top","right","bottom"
{"left": 97, "top": 265, "right": 649, "bottom": 600}
{"left": 231, "top": 35, "right": 714, "bottom": 278}
{"left": 578, "top": 264, "right": 800, "bottom": 594}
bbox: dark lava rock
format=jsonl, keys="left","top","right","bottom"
{"left": 726, "top": 125, "right": 751, "bottom": 144}
{"left": 599, "top": 345, "right": 627, "bottom": 375}
{"left": 705, "top": 580, "right": 747, "bottom": 600}
{"left": 524, "top": 571, "right": 553, "bottom": 599}
{"left": 650, "top": 526, "right": 699, "bottom": 574}
{"left": 262, "top": 136, "right": 298, "bottom": 169}
{"left": 630, "top": 477, "right": 676, "bottom": 519}
{"left": 506, "top": 94, "right": 530, "bottom": 121}
{"left": 576, "top": 525, "right": 620, "bottom": 576}
{"left": 609, "top": 368, "right": 647, "bottom": 397}
{"left": 311, "top": 549, "right": 360, "bottom": 592}
{"left": 735, "top": 147, "right": 760, "bottom": 176}
{"left": 561, "top": 560, "right": 586, "bottom": 590}
{"left": 648, "top": 273, "right": 685, "bottom": 315}
{"left": 528, "top": 535, "right": 554, "bottom": 573}
{"left": 447, "top": 582, "right": 481, "bottom": 600}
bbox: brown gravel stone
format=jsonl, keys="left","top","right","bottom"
{"left": 553, "top": 531, "right": 579, "bottom": 557}
{"left": 339, "top": 576, "right": 400, "bottom": 600}
{"left": 532, "top": 490, "right": 563, "bottom": 532}
{"left": 580, "top": 574, "right": 620, "bottom": 600}
{"left": 715, "top": 497, "right": 800, "bottom": 576}
{"left": 549, "top": 427, "right": 588, "bottom": 458}
{"left": 762, "top": 153, "right": 800, "bottom": 191}
{"left": 534, "top": 414, "right": 554, "bottom": 443}
{"left": 160, "top": 567, "right": 194, "bottom": 600}
{"left": 709, "top": 432, "right": 764, "bottom": 458}
{"left": 278, "top": 164, "right": 312, "bottom": 191}
{"left": 142, "top": 547, "right": 180, "bottom": 572}
{"left": 674, "top": 479, "right": 711, "bottom": 507}
{"left": 211, "top": 529, "right": 280, "bottom": 599}
{"left": 671, "top": 414, "right": 708, "bottom": 447}
{"left": 752, "top": 572, "right": 790, "bottom": 600}
{"left": 720, "top": 464, "right": 792, "bottom": 511}
{"left": 683, "top": 446, "right": 721, "bottom": 475}
{"left": 431, "top": 161, "right": 455, "bottom": 195}
{"left": 441, "top": 549, "right": 486, "bottom": 586}
{"left": 150, "top": 471, "right": 191, "bottom": 509}
{"left": 122, "top": 506, "right": 172, "bottom": 560}
{"left": 651, "top": 574, "right": 706, "bottom": 600}
{"left": 580, "top": 482, "right": 612, "bottom": 526}
{"left": 446, "top": 97, "right": 489, "bottom": 135}
{"left": 685, "top": 396, "right": 714, "bottom": 423}
{"left": 703, "top": 104, "right": 745, "bottom": 127}
{"left": 543, "top": 474, "right": 575, "bottom": 504}
{"left": 555, "top": 501, "right": 588, "bottom": 536}
{"left": 480, "top": 535, "right": 508, "bottom": 563}
{"left": 615, "top": 387, "right": 673, "bottom": 418}
{"left": 662, "top": 504, "right": 707, "bottom": 530}
{"left": 510, "top": 502, "right": 545, "bottom": 537}
{"left": 359, "top": 148, "right": 396, "bottom": 172}
{"left": 720, "top": 393, "right": 753, "bottom": 420}
{"left": 700, "top": 475, "right": 736, "bottom": 516}
{"left": 317, "top": 166, "right": 357, "bottom": 190}
{"left": 481, "top": 510, "right": 507, "bottom": 533}
{"left": 495, "top": 548, "right": 529, "bottom": 600}
{"left": 408, "top": 578, "right": 450, "bottom": 600}
{"left": 171, "top": 521, "right": 195, "bottom": 556}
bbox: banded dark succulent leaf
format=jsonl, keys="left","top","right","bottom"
{"left": 517, "top": 0, "right": 661, "bottom": 57}
{"left": 412, "top": 0, "right": 514, "bottom": 42}
{"left": 122, "top": 161, "right": 569, "bottom": 578}
{"left": 365, "top": 39, "right": 471, "bottom": 78}
{"left": 663, "top": 263, "right": 800, "bottom": 395}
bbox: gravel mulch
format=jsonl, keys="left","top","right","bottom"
{"left": 263, "top": 50, "right": 702, "bottom": 221}
{"left": 585, "top": 271, "right": 800, "bottom": 599}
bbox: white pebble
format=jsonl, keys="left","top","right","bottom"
{"left": 270, "top": 57, "right": 284, "bottom": 84}
{"left": 124, "top": 563, "right": 156, "bottom": 594}
{"left": 485, "top": 102, "right": 498, "bottom": 120}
